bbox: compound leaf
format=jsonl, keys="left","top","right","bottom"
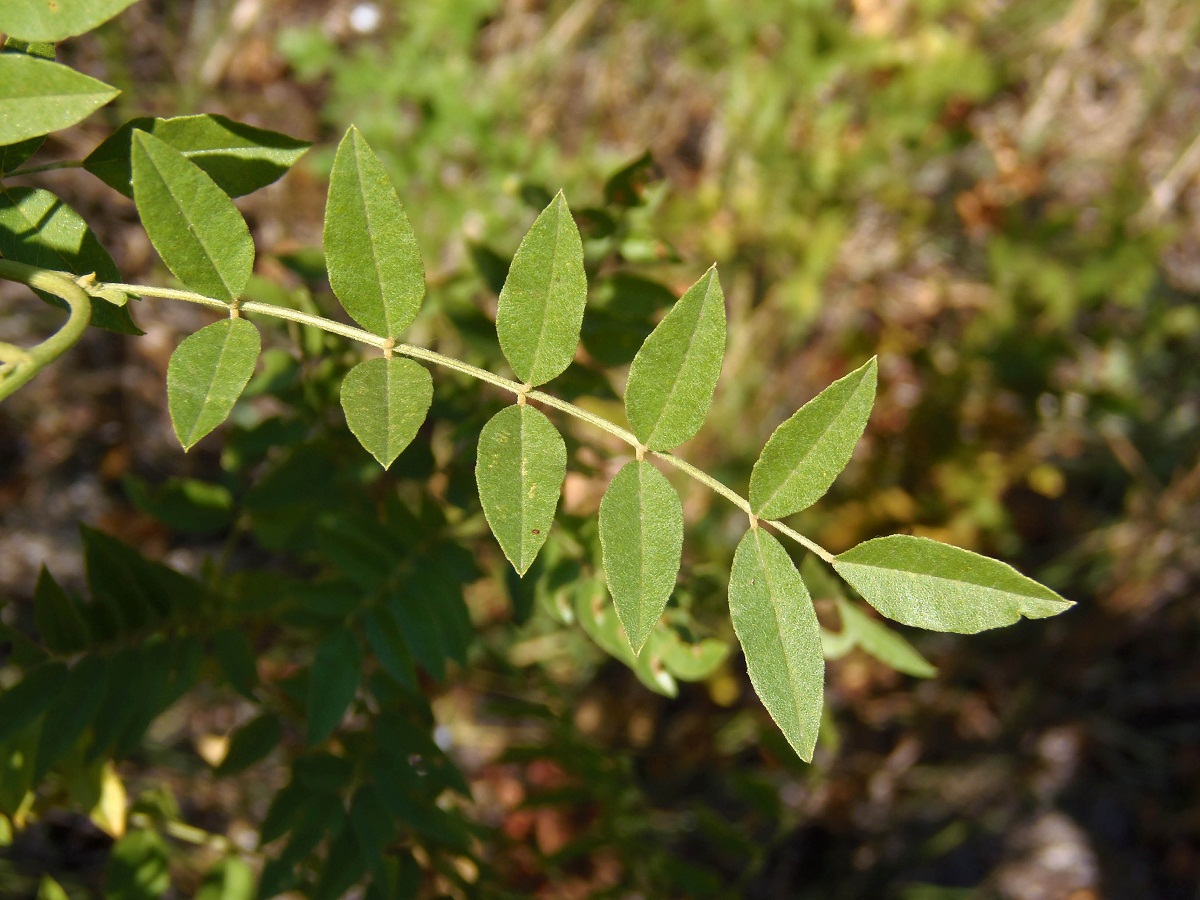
{"left": 85, "top": 114, "right": 310, "bottom": 198}
{"left": 324, "top": 126, "right": 424, "bottom": 338}
{"left": 132, "top": 130, "right": 254, "bottom": 303}
{"left": 729, "top": 528, "right": 823, "bottom": 761}
{"left": 340, "top": 357, "right": 433, "bottom": 469}
{"left": 750, "top": 356, "right": 877, "bottom": 519}
{"left": 307, "top": 627, "right": 361, "bottom": 745}
{"left": 167, "top": 318, "right": 261, "bottom": 450}
{"left": 833, "top": 535, "right": 1074, "bottom": 633}
{"left": 624, "top": 265, "right": 725, "bottom": 450}
{"left": 496, "top": 191, "right": 587, "bottom": 386}
{"left": 598, "top": 459, "right": 683, "bottom": 653}
{"left": 0, "top": 0, "right": 139, "bottom": 42}
{"left": 476, "top": 404, "right": 567, "bottom": 575}
{"left": 0, "top": 54, "right": 117, "bottom": 145}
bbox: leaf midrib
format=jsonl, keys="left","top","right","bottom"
{"left": 525, "top": 200, "right": 566, "bottom": 383}
{"left": 836, "top": 557, "right": 1066, "bottom": 604}
{"left": 754, "top": 533, "right": 806, "bottom": 737}
{"left": 183, "top": 323, "right": 241, "bottom": 444}
{"left": 350, "top": 138, "right": 392, "bottom": 336}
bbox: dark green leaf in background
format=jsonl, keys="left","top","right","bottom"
{"left": 0, "top": 661, "right": 66, "bottom": 744}
{"left": 340, "top": 357, "right": 433, "bottom": 469}
{"left": 107, "top": 829, "right": 171, "bottom": 900}
{"left": 124, "top": 476, "right": 233, "bottom": 534}
{"left": 0, "top": 0, "right": 140, "bottom": 42}
{"left": 167, "top": 318, "right": 261, "bottom": 450}
{"left": 476, "top": 404, "right": 567, "bottom": 575}
{"left": 496, "top": 191, "right": 588, "bottom": 386}
{"left": 33, "top": 566, "right": 90, "bottom": 654}
{"left": 213, "top": 629, "right": 259, "bottom": 700}
{"left": 728, "top": 528, "right": 823, "bottom": 762}
{"left": 307, "top": 627, "right": 362, "bottom": 745}
{"left": 216, "top": 714, "right": 283, "bottom": 776}
{"left": 33, "top": 654, "right": 108, "bottom": 779}
{"left": 598, "top": 459, "right": 684, "bottom": 653}
{"left": 324, "top": 126, "right": 424, "bottom": 338}
{"left": 624, "top": 265, "right": 726, "bottom": 450}
{"left": 749, "top": 356, "right": 877, "bottom": 519}
{"left": 0, "top": 186, "right": 141, "bottom": 333}
{"left": 84, "top": 114, "right": 310, "bottom": 197}
{"left": 0, "top": 54, "right": 117, "bottom": 145}
{"left": 362, "top": 607, "right": 417, "bottom": 690}
{"left": 132, "top": 130, "right": 255, "bottom": 302}
{"left": 833, "top": 534, "right": 1074, "bottom": 633}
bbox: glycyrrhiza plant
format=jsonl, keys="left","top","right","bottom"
{"left": 0, "top": 2, "right": 1074, "bottom": 896}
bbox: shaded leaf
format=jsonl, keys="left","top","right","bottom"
{"left": 835, "top": 597, "right": 936, "bottom": 678}
{"left": 33, "top": 566, "right": 90, "bottom": 654}
{"left": 833, "top": 534, "right": 1074, "bottom": 633}
{"left": 624, "top": 266, "right": 726, "bottom": 450}
{"left": 658, "top": 629, "right": 730, "bottom": 682}
{"left": 728, "top": 528, "right": 823, "bottom": 761}
{"left": 307, "top": 627, "right": 361, "bottom": 745}
{"left": 324, "top": 126, "right": 424, "bottom": 338}
{"left": 573, "top": 582, "right": 678, "bottom": 697}
{"left": 85, "top": 114, "right": 310, "bottom": 198}
{"left": 213, "top": 629, "right": 258, "bottom": 700}
{"left": 0, "top": 54, "right": 117, "bottom": 144}
{"left": 598, "top": 459, "right": 683, "bottom": 653}
{"left": 34, "top": 655, "right": 108, "bottom": 779}
{"left": 362, "top": 607, "right": 417, "bottom": 691}
{"left": 496, "top": 191, "right": 587, "bottom": 386}
{"left": 749, "top": 357, "right": 877, "bottom": 519}
{"left": 167, "top": 318, "right": 261, "bottom": 450}
{"left": 106, "top": 829, "right": 170, "bottom": 900}
{"left": 216, "top": 714, "right": 283, "bottom": 776}
{"left": 476, "top": 404, "right": 567, "bottom": 575}
{"left": 0, "top": 186, "right": 141, "bottom": 334}
{"left": 0, "top": 0, "right": 139, "bottom": 42}
{"left": 349, "top": 786, "right": 393, "bottom": 882}
{"left": 0, "top": 661, "right": 67, "bottom": 744}
{"left": 603, "top": 150, "right": 661, "bottom": 207}
{"left": 124, "top": 476, "right": 233, "bottom": 534}
{"left": 132, "top": 130, "right": 254, "bottom": 302}
{"left": 340, "top": 356, "right": 433, "bottom": 469}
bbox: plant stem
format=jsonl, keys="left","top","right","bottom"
{"left": 0, "top": 261, "right": 92, "bottom": 402}
{"left": 8, "top": 268, "right": 838, "bottom": 560}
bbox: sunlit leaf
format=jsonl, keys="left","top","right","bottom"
{"left": 324, "top": 126, "right": 424, "bottom": 338}
{"left": 196, "top": 857, "right": 255, "bottom": 900}
{"left": 624, "top": 265, "right": 725, "bottom": 450}
{"left": 167, "top": 318, "right": 261, "bottom": 450}
{"left": 749, "top": 357, "right": 877, "bottom": 519}
{"left": 833, "top": 535, "right": 1074, "bottom": 633}
{"left": 340, "top": 357, "right": 433, "bottom": 469}
{"left": 0, "top": 0, "right": 139, "bottom": 42}
{"left": 728, "top": 528, "right": 823, "bottom": 761}
{"left": 0, "top": 54, "right": 117, "bottom": 144}
{"left": 476, "top": 404, "right": 567, "bottom": 575}
{"left": 496, "top": 191, "right": 587, "bottom": 386}
{"left": 85, "top": 114, "right": 310, "bottom": 198}
{"left": 106, "top": 829, "right": 170, "bottom": 900}
{"left": 132, "top": 130, "right": 254, "bottom": 302}
{"left": 598, "top": 459, "right": 683, "bottom": 653}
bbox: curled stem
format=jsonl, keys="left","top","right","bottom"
{"left": 0, "top": 260, "right": 92, "bottom": 403}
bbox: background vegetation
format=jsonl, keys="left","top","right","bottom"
{"left": 1, "top": 0, "right": 1198, "bottom": 897}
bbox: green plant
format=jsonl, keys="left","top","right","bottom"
{"left": 0, "top": 3, "right": 1076, "bottom": 897}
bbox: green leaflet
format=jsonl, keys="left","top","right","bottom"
{"left": 84, "top": 114, "right": 310, "bottom": 198}
{"left": 573, "top": 581, "right": 678, "bottom": 697}
{"left": 215, "top": 714, "right": 284, "bottom": 776}
{"left": 598, "top": 459, "right": 683, "bottom": 654}
{"left": 107, "top": 829, "right": 171, "bottom": 900}
{"left": 33, "top": 567, "right": 90, "bottom": 654}
{"left": 833, "top": 534, "right": 1074, "bottom": 634}
{"left": 0, "top": 54, "right": 118, "bottom": 145}
{"left": 0, "top": 186, "right": 140, "bottom": 334}
{"left": 624, "top": 266, "right": 726, "bottom": 450}
{"left": 749, "top": 356, "right": 877, "bottom": 520}
{"left": 0, "top": 0, "right": 139, "bottom": 42}
{"left": 728, "top": 528, "right": 823, "bottom": 762}
{"left": 496, "top": 191, "right": 587, "bottom": 386}
{"left": 195, "top": 857, "right": 255, "bottom": 900}
{"left": 132, "top": 130, "right": 255, "bottom": 303}
{"left": 33, "top": 654, "right": 108, "bottom": 779}
{"left": 324, "top": 127, "right": 425, "bottom": 338}
{"left": 167, "top": 318, "right": 260, "bottom": 450}
{"left": 833, "top": 597, "right": 936, "bottom": 678}
{"left": 0, "top": 661, "right": 67, "bottom": 744}
{"left": 475, "top": 404, "right": 567, "bottom": 575}
{"left": 340, "top": 357, "right": 433, "bottom": 469}
{"left": 657, "top": 629, "right": 730, "bottom": 682}
{"left": 307, "top": 627, "right": 362, "bottom": 745}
